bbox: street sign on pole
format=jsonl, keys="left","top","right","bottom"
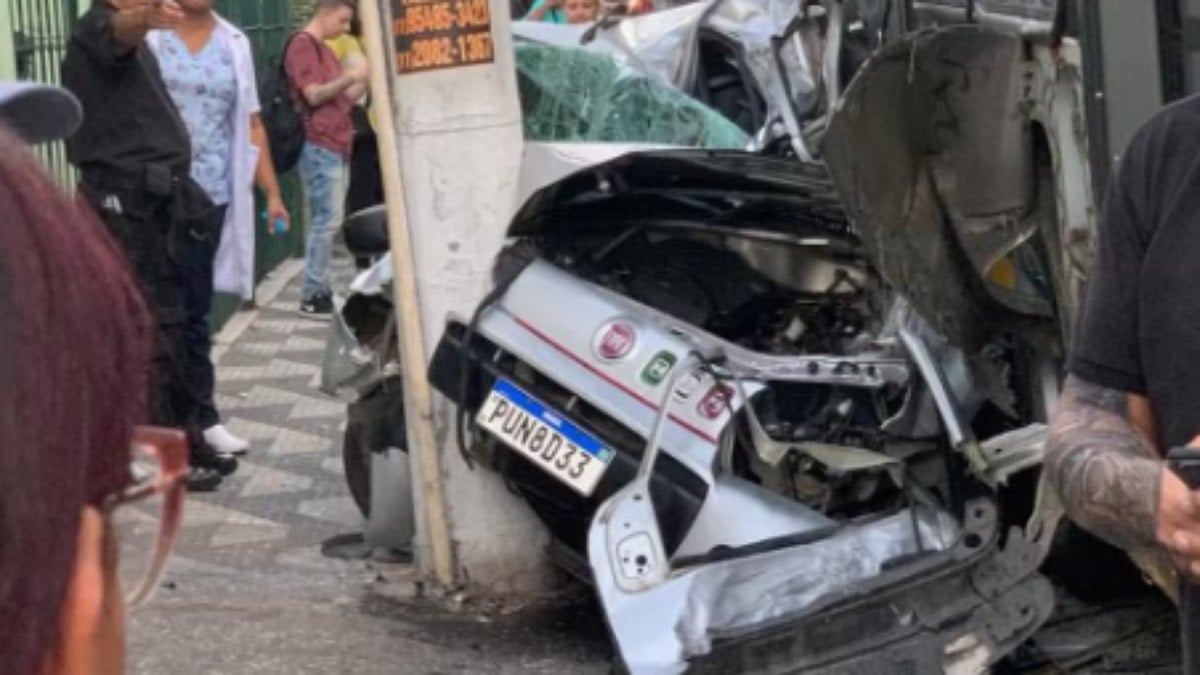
{"left": 393, "top": 0, "right": 495, "bottom": 73}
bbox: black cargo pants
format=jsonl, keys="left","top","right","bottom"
{"left": 79, "top": 169, "right": 220, "bottom": 456}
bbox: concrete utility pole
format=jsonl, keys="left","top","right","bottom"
{"left": 359, "top": 0, "right": 555, "bottom": 591}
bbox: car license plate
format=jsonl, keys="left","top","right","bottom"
{"left": 476, "top": 379, "right": 614, "bottom": 496}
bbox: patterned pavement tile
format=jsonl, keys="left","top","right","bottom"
{"left": 223, "top": 384, "right": 345, "bottom": 418}
{"left": 122, "top": 258, "right": 367, "bottom": 574}
{"left": 277, "top": 334, "right": 328, "bottom": 353}
{"left": 238, "top": 461, "right": 315, "bottom": 497}
{"left": 216, "top": 358, "right": 321, "bottom": 382}
{"left": 127, "top": 256, "right": 612, "bottom": 675}
{"left": 231, "top": 340, "right": 285, "bottom": 356}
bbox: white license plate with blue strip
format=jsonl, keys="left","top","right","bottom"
{"left": 476, "top": 379, "right": 614, "bottom": 496}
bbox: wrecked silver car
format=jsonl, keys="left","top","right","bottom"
{"left": 334, "top": 0, "right": 1180, "bottom": 671}
{"left": 427, "top": 144, "right": 1057, "bottom": 673}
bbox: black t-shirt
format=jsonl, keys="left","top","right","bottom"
{"left": 1068, "top": 94, "right": 1200, "bottom": 669}
{"left": 1070, "top": 94, "right": 1200, "bottom": 449}
{"left": 61, "top": 4, "right": 190, "bottom": 177}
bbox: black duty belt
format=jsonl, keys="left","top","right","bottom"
{"left": 81, "top": 163, "right": 188, "bottom": 196}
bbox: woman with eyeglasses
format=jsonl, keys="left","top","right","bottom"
{"left": 0, "top": 83, "right": 188, "bottom": 675}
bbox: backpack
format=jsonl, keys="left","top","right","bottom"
{"left": 259, "top": 32, "right": 316, "bottom": 173}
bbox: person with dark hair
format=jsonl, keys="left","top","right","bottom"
{"left": 0, "top": 83, "right": 186, "bottom": 675}
{"left": 285, "top": 0, "right": 362, "bottom": 317}
{"left": 62, "top": 0, "right": 238, "bottom": 490}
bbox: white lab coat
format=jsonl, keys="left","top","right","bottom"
{"left": 148, "top": 15, "right": 261, "bottom": 300}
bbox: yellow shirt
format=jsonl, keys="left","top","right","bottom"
{"left": 325, "top": 35, "right": 376, "bottom": 129}
{"left": 326, "top": 34, "right": 364, "bottom": 62}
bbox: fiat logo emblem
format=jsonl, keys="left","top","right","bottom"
{"left": 594, "top": 320, "right": 636, "bottom": 361}
{"left": 697, "top": 384, "right": 734, "bottom": 420}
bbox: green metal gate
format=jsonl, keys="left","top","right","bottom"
{"left": 6, "top": 0, "right": 77, "bottom": 185}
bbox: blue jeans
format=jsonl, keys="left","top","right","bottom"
{"left": 298, "top": 142, "right": 348, "bottom": 301}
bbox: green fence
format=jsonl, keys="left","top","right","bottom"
{"left": 5, "top": 0, "right": 78, "bottom": 186}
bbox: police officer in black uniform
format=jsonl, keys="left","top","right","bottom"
{"left": 63, "top": 0, "right": 237, "bottom": 490}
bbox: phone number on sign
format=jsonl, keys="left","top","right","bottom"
{"left": 394, "top": 0, "right": 490, "bottom": 35}
{"left": 397, "top": 32, "right": 493, "bottom": 72}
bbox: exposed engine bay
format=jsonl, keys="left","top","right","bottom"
{"left": 528, "top": 197, "right": 944, "bottom": 524}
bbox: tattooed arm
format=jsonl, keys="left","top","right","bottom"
{"left": 1047, "top": 375, "right": 1200, "bottom": 576}
{"left": 1045, "top": 375, "right": 1163, "bottom": 549}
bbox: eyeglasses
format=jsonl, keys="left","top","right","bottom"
{"left": 105, "top": 426, "right": 188, "bottom": 609}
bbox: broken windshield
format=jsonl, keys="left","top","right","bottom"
{"left": 515, "top": 41, "right": 751, "bottom": 148}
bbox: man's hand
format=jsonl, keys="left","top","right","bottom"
{"left": 1158, "top": 436, "right": 1200, "bottom": 581}
{"left": 143, "top": 0, "right": 184, "bottom": 29}
{"left": 110, "top": 0, "right": 182, "bottom": 49}
{"left": 266, "top": 194, "right": 290, "bottom": 235}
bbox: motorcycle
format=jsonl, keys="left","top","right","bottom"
{"left": 320, "top": 204, "right": 404, "bottom": 519}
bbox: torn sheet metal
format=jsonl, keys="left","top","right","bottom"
{"left": 672, "top": 476, "right": 837, "bottom": 559}
{"left": 514, "top": 5, "right": 709, "bottom": 86}
{"left": 979, "top": 423, "right": 1046, "bottom": 486}
{"left": 672, "top": 508, "right": 957, "bottom": 643}
{"left": 912, "top": 0, "right": 1062, "bottom": 37}
{"left": 514, "top": 0, "right": 820, "bottom": 156}
{"left": 320, "top": 295, "right": 382, "bottom": 395}
{"left": 320, "top": 255, "right": 396, "bottom": 395}
{"left": 796, "top": 442, "right": 901, "bottom": 473}
{"left": 589, "top": 490, "right": 1050, "bottom": 674}
{"left": 823, "top": 27, "right": 1059, "bottom": 356}
{"left": 349, "top": 252, "right": 394, "bottom": 296}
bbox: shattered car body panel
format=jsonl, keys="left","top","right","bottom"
{"left": 592, "top": 492, "right": 1052, "bottom": 674}
{"left": 821, "top": 25, "right": 1095, "bottom": 358}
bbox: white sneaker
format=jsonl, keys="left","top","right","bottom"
{"left": 203, "top": 424, "right": 251, "bottom": 456}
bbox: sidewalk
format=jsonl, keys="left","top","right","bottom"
{"left": 125, "top": 254, "right": 610, "bottom": 674}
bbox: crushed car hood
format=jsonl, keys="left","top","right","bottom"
{"left": 509, "top": 148, "right": 854, "bottom": 247}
